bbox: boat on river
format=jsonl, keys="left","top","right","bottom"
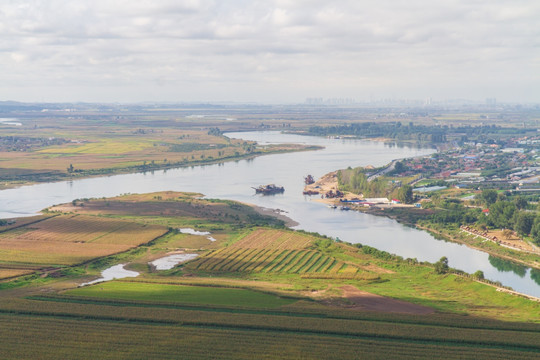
{"left": 253, "top": 184, "right": 285, "bottom": 195}
{"left": 304, "top": 174, "right": 315, "bottom": 185}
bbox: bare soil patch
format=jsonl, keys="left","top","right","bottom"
{"left": 358, "top": 264, "right": 395, "bottom": 274}
{"left": 338, "top": 285, "right": 435, "bottom": 314}
{"left": 487, "top": 229, "right": 535, "bottom": 253}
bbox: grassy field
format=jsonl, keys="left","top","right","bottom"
{"left": 0, "top": 192, "right": 539, "bottom": 359}
{"left": 65, "top": 281, "right": 297, "bottom": 308}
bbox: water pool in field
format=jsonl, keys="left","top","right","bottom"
{"left": 150, "top": 253, "right": 199, "bottom": 270}
{"left": 80, "top": 264, "right": 139, "bottom": 286}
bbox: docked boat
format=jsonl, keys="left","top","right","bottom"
{"left": 253, "top": 184, "right": 285, "bottom": 195}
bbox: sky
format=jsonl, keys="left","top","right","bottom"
{"left": 1, "top": 0, "right": 539, "bottom": 103}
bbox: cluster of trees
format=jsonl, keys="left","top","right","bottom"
{"left": 428, "top": 199, "right": 480, "bottom": 225}
{"left": 337, "top": 167, "right": 414, "bottom": 203}
{"left": 168, "top": 143, "right": 226, "bottom": 153}
{"left": 480, "top": 191, "right": 540, "bottom": 245}
{"left": 428, "top": 191, "right": 540, "bottom": 244}
{"left": 0, "top": 136, "right": 68, "bottom": 152}
{"left": 308, "top": 122, "right": 447, "bottom": 142}
{"left": 337, "top": 168, "right": 389, "bottom": 197}
{"left": 308, "top": 122, "right": 537, "bottom": 144}
{"left": 207, "top": 127, "right": 222, "bottom": 136}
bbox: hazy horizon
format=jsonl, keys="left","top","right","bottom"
{"left": 1, "top": 1, "right": 538, "bottom": 103}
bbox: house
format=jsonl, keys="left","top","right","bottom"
{"left": 482, "top": 209, "right": 490, "bottom": 216}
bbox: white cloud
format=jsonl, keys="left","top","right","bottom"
{"left": 0, "top": 0, "right": 538, "bottom": 102}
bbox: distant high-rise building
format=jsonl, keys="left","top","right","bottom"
{"left": 305, "top": 97, "right": 323, "bottom": 105}
{"left": 486, "top": 98, "right": 496, "bottom": 106}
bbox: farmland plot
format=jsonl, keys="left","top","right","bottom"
{"left": 0, "top": 215, "right": 167, "bottom": 266}
{"left": 188, "top": 228, "right": 360, "bottom": 276}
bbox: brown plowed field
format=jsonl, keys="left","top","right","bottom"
{"left": 340, "top": 285, "right": 434, "bottom": 314}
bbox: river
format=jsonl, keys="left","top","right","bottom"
{"left": 0, "top": 131, "right": 539, "bottom": 297}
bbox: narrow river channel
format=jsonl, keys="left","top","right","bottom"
{"left": 1, "top": 131, "right": 539, "bottom": 297}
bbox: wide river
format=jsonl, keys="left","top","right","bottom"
{"left": 1, "top": 131, "right": 539, "bottom": 297}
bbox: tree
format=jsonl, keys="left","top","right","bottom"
{"left": 531, "top": 216, "right": 540, "bottom": 246}
{"left": 480, "top": 189, "right": 497, "bottom": 206}
{"left": 502, "top": 229, "right": 513, "bottom": 239}
{"left": 514, "top": 197, "right": 528, "bottom": 210}
{"left": 488, "top": 201, "right": 516, "bottom": 229}
{"left": 473, "top": 270, "right": 484, "bottom": 280}
{"left": 397, "top": 185, "right": 413, "bottom": 204}
{"left": 434, "top": 256, "right": 449, "bottom": 274}
{"left": 67, "top": 164, "right": 74, "bottom": 173}
{"left": 393, "top": 161, "right": 405, "bottom": 174}
{"left": 514, "top": 211, "right": 535, "bottom": 237}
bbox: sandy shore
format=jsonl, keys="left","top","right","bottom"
{"left": 250, "top": 204, "right": 299, "bottom": 227}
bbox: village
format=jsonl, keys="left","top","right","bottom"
{"left": 302, "top": 133, "right": 540, "bottom": 265}
{"left": 398, "top": 134, "right": 540, "bottom": 191}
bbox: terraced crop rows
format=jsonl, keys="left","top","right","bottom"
{"left": 231, "top": 228, "right": 313, "bottom": 250}
{"left": 191, "top": 248, "right": 357, "bottom": 275}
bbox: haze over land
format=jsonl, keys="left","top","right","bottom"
{"left": 1, "top": 0, "right": 539, "bottom": 103}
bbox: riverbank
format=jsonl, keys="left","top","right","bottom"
{"left": 308, "top": 170, "right": 540, "bottom": 272}
{"left": 417, "top": 225, "right": 540, "bottom": 271}
{"left": 250, "top": 205, "right": 299, "bottom": 227}
{"left": 0, "top": 144, "right": 323, "bottom": 191}
{"left": 1, "top": 130, "right": 535, "bottom": 297}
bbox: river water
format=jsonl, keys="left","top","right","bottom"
{"left": 0, "top": 131, "right": 539, "bottom": 297}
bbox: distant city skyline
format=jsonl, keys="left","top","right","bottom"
{"left": 1, "top": 1, "right": 538, "bottom": 103}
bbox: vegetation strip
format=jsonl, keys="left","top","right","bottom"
{"left": 25, "top": 295, "right": 540, "bottom": 333}
{"left": 0, "top": 307, "right": 538, "bottom": 352}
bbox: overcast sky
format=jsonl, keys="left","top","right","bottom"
{"left": 1, "top": 0, "right": 539, "bottom": 103}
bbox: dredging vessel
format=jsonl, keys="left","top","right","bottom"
{"left": 253, "top": 184, "right": 285, "bottom": 195}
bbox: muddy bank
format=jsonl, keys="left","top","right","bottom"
{"left": 250, "top": 205, "right": 299, "bottom": 227}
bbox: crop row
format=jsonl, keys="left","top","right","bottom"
{"left": 0, "top": 216, "right": 168, "bottom": 266}
{"left": 192, "top": 247, "right": 360, "bottom": 275}
{"left": 1, "top": 298, "right": 539, "bottom": 354}
{"left": 2, "top": 313, "right": 532, "bottom": 360}
{"left": 38, "top": 288, "right": 540, "bottom": 333}
{"left": 0, "top": 215, "right": 164, "bottom": 246}
{"left": 0, "top": 269, "right": 34, "bottom": 280}
{"left": 231, "top": 228, "right": 313, "bottom": 250}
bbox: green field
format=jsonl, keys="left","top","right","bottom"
{"left": 0, "top": 192, "right": 539, "bottom": 359}
{"left": 0, "top": 293, "right": 539, "bottom": 359}
{"left": 66, "top": 281, "right": 297, "bottom": 308}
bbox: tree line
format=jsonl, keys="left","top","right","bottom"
{"left": 307, "top": 122, "right": 536, "bottom": 144}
